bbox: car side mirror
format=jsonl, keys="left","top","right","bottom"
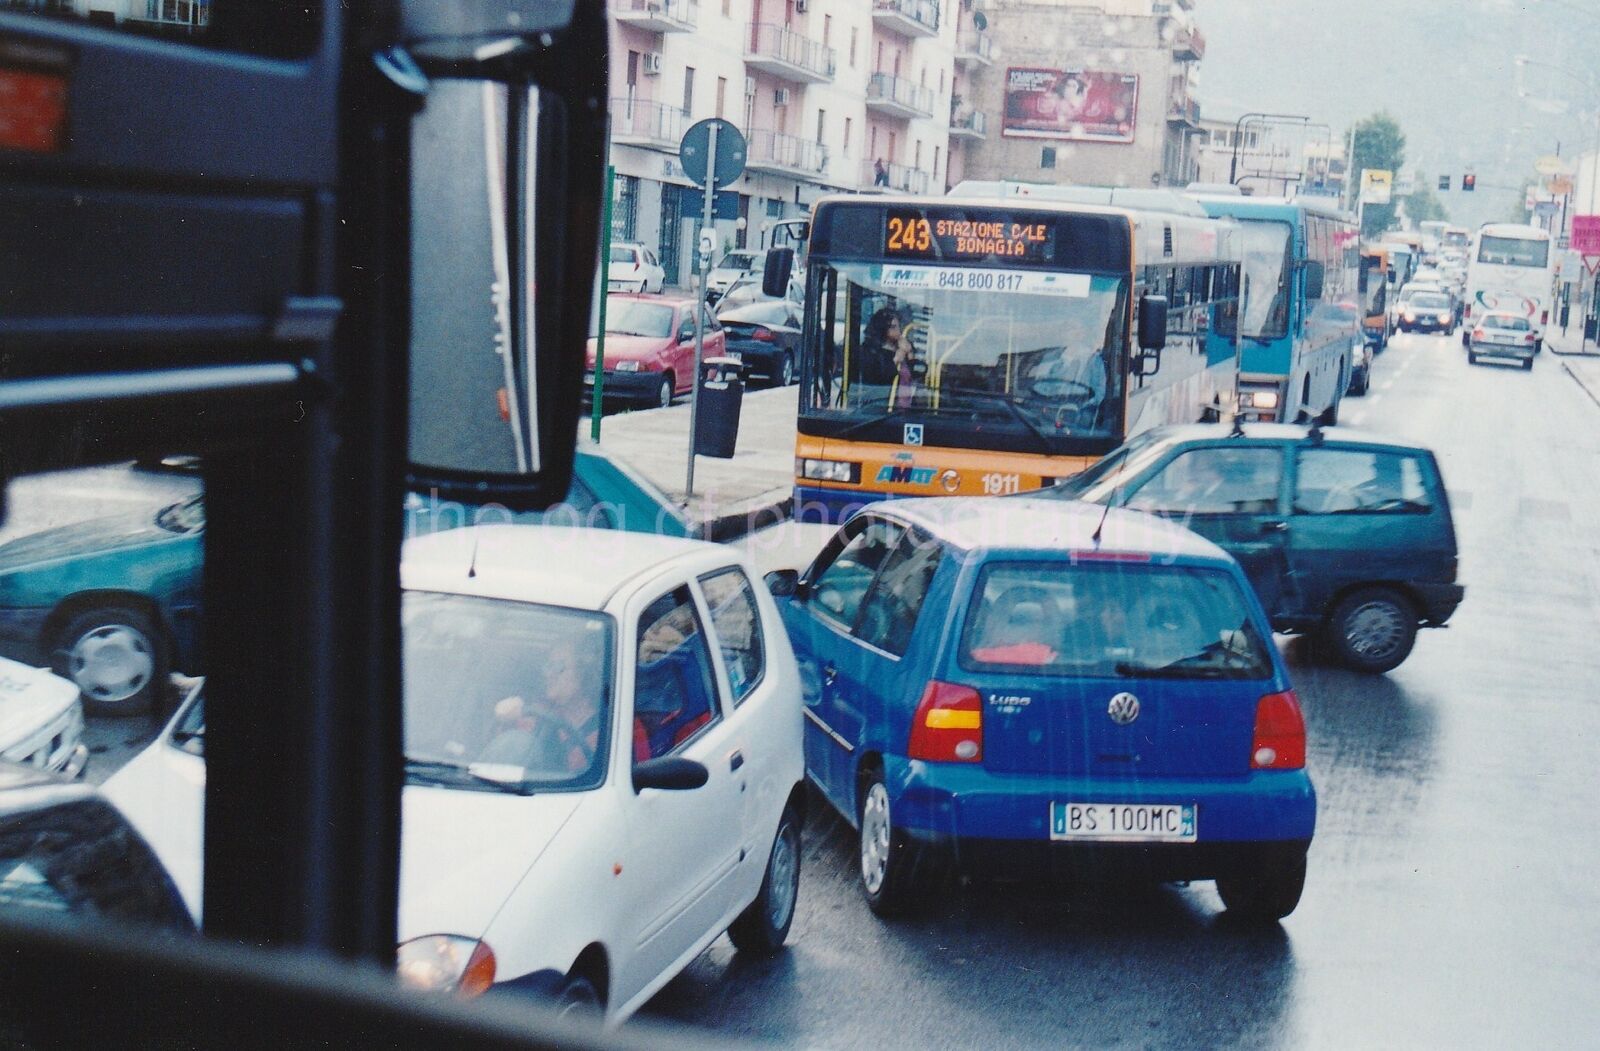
{"left": 632, "top": 756, "right": 709, "bottom": 792}
{"left": 763, "top": 247, "right": 795, "bottom": 298}
{"left": 1303, "top": 261, "right": 1325, "bottom": 300}
{"left": 764, "top": 569, "right": 800, "bottom": 597}
{"left": 1138, "top": 295, "right": 1168, "bottom": 351}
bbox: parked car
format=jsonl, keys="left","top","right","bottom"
{"left": 1398, "top": 290, "right": 1455, "bottom": 334}
{"left": 585, "top": 293, "right": 725, "bottom": 408}
{"left": 105, "top": 526, "right": 806, "bottom": 1024}
{"left": 767, "top": 498, "right": 1315, "bottom": 921}
{"left": 716, "top": 270, "right": 802, "bottom": 313}
{"left": 1044, "top": 423, "right": 1464, "bottom": 673}
{"left": 0, "top": 657, "right": 89, "bottom": 778}
{"left": 716, "top": 295, "right": 801, "bottom": 387}
{"left": 606, "top": 242, "right": 665, "bottom": 294}
{"left": 705, "top": 250, "right": 761, "bottom": 306}
{"left": 0, "top": 759, "right": 192, "bottom": 929}
{"left": 0, "top": 494, "right": 204, "bottom": 716}
{"left": 1467, "top": 311, "right": 1537, "bottom": 370}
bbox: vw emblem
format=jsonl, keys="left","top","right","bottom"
{"left": 903, "top": 423, "right": 924, "bottom": 447}
{"left": 1107, "top": 692, "right": 1141, "bottom": 725}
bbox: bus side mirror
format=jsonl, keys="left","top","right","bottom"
{"left": 763, "top": 248, "right": 795, "bottom": 299}
{"left": 1138, "top": 295, "right": 1169, "bottom": 351}
{"left": 1304, "top": 261, "right": 1326, "bottom": 300}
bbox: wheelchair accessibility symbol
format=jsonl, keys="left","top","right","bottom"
{"left": 904, "top": 424, "right": 924, "bottom": 446}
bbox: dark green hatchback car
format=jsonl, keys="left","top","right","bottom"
{"left": 1041, "top": 424, "right": 1464, "bottom": 673}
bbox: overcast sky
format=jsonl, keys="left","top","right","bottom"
{"left": 1196, "top": 0, "right": 1600, "bottom": 227}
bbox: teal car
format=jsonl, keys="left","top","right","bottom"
{"left": 0, "top": 445, "right": 689, "bottom": 718}
{"left": 1042, "top": 424, "right": 1464, "bottom": 673}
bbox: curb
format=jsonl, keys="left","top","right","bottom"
{"left": 697, "top": 491, "right": 795, "bottom": 543}
{"left": 1563, "top": 361, "right": 1600, "bottom": 410}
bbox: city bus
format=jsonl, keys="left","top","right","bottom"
{"left": 1462, "top": 223, "right": 1555, "bottom": 350}
{"left": 788, "top": 190, "right": 1241, "bottom": 520}
{"left": 1360, "top": 244, "right": 1394, "bottom": 350}
{"left": 1192, "top": 194, "right": 1361, "bottom": 424}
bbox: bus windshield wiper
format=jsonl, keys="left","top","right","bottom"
{"left": 940, "top": 387, "right": 1054, "bottom": 445}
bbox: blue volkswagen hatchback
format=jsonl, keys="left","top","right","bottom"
{"left": 770, "top": 498, "right": 1315, "bottom": 921}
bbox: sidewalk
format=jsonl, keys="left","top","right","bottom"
{"left": 585, "top": 385, "right": 799, "bottom": 537}
{"left": 1545, "top": 323, "right": 1600, "bottom": 357}
{"left": 1544, "top": 326, "right": 1600, "bottom": 408}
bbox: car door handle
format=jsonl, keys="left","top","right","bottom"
{"left": 1260, "top": 520, "right": 1289, "bottom": 534}
{"left": 729, "top": 751, "right": 745, "bottom": 772}
{"left": 822, "top": 663, "right": 838, "bottom": 686}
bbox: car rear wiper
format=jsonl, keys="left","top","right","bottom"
{"left": 1114, "top": 661, "right": 1239, "bottom": 680}
{"left": 404, "top": 757, "right": 530, "bottom": 793}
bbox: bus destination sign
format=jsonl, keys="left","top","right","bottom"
{"left": 884, "top": 209, "right": 1057, "bottom": 263}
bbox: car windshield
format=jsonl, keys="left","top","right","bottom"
{"left": 1046, "top": 430, "right": 1170, "bottom": 498}
{"left": 802, "top": 260, "right": 1129, "bottom": 442}
{"left": 1478, "top": 235, "right": 1549, "bottom": 268}
{"left": 717, "top": 252, "right": 757, "bottom": 271}
{"left": 1412, "top": 294, "right": 1450, "bottom": 310}
{"left": 960, "top": 562, "right": 1273, "bottom": 680}
{"left": 605, "top": 299, "right": 675, "bottom": 338}
{"left": 155, "top": 496, "right": 205, "bottom": 534}
{"left": 402, "top": 592, "right": 614, "bottom": 792}
{"left": 1235, "top": 219, "right": 1293, "bottom": 340}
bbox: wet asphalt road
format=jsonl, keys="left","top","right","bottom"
{"left": 638, "top": 334, "right": 1600, "bottom": 1048}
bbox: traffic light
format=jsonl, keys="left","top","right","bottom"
{"left": 1439, "top": 175, "right": 1451, "bottom": 191}
{"left": 1463, "top": 173, "right": 1477, "bottom": 192}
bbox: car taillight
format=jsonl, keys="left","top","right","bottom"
{"left": 1473, "top": 328, "right": 1485, "bottom": 341}
{"left": 907, "top": 681, "right": 983, "bottom": 763}
{"left": 752, "top": 327, "right": 777, "bottom": 342}
{"left": 1251, "top": 690, "right": 1305, "bottom": 770}
{"left": 1525, "top": 332, "right": 1538, "bottom": 343}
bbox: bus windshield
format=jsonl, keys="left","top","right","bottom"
{"left": 1237, "top": 220, "right": 1292, "bottom": 340}
{"left": 1478, "top": 236, "right": 1549, "bottom": 268}
{"left": 803, "top": 261, "right": 1129, "bottom": 442}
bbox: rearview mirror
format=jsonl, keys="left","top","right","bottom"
{"left": 1138, "top": 295, "right": 1169, "bottom": 351}
{"left": 763, "top": 248, "right": 796, "bottom": 299}
{"left": 1303, "top": 261, "right": 1326, "bottom": 300}
{"left": 633, "top": 756, "right": 709, "bottom": 792}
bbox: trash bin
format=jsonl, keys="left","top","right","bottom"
{"left": 694, "top": 357, "right": 743, "bottom": 459}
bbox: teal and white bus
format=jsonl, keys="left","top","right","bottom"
{"left": 1192, "top": 193, "right": 1361, "bottom": 424}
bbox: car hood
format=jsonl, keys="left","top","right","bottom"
{"left": 0, "top": 659, "right": 77, "bottom": 750}
{"left": 585, "top": 334, "right": 671, "bottom": 366}
{"left": 104, "top": 747, "right": 585, "bottom": 939}
{"left": 0, "top": 512, "right": 172, "bottom": 570}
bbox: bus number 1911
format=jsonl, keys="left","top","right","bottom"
{"left": 982, "top": 473, "right": 1022, "bottom": 495}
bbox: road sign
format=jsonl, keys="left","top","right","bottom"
{"left": 1547, "top": 174, "right": 1574, "bottom": 196}
{"left": 1535, "top": 154, "right": 1574, "bottom": 177}
{"left": 1574, "top": 215, "right": 1600, "bottom": 255}
{"left": 678, "top": 118, "right": 746, "bottom": 187}
{"left": 1359, "top": 169, "right": 1393, "bottom": 205}
{"left": 684, "top": 187, "right": 741, "bottom": 220}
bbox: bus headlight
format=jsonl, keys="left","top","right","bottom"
{"left": 797, "top": 458, "right": 861, "bottom": 483}
{"left": 1242, "top": 391, "right": 1280, "bottom": 410}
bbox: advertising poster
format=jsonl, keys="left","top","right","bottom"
{"left": 1002, "top": 68, "right": 1139, "bottom": 143}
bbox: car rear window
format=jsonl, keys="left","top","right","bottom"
{"left": 1485, "top": 315, "right": 1529, "bottom": 330}
{"left": 610, "top": 246, "right": 638, "bottom": 264}
{"left": 958, "top": 562, "right": 1273, "bottom": 680}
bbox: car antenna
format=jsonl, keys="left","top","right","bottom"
{"left": 1229, "top": 411, "right": 1246, "bottom": 438}
{"left": 467, "top": 527, "right": 481, "bottom": 579}
{"left": 1307, "top": 416, "right": 1325, "bottom": 445}
{"left": 1090, "top": 490, "right": 1114, "bottom": 546}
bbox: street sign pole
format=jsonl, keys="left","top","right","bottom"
{"left": 686, "top": 121, "right": 717, "bottom": 501}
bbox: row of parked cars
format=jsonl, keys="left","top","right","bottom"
{"left": 0, "top": 415, "right": 1465, "bottom": 1027}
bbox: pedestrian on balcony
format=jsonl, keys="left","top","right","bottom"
{"left": 873, "top": 158, "right": 889, "bottom": 187}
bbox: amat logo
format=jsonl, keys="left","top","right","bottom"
{"left": 876, "top": 464, "right": 938, "bottom": 485}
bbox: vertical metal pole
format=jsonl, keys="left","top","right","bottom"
{"left": 687, "top": 121, "right": 717, "bottom": 499}
{"left": 591, "top": 164, "right": 615, "bottom": 442}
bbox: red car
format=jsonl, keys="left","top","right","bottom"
{"left": 584, "top": 293, "right": 725, "bottom": 408}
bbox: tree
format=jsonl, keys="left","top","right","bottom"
{"left": 1505, "top": 181, "right": 1535, "bottom": 224}
{"left": 1406, "top": 176, "right": 1449, "bottom": 224}
{"left": 1348, "top": 113, "right": 1407, "bottom": 237}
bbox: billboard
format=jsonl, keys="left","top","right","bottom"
{"left": 1571, "top": 215, "right": 1600, "bottom": 256}
{"left": 1002, "top": 68, "right": 1139, "bottom": 143}
{"left": 1359, "top": 169, "right": 1393, "bottom": 205}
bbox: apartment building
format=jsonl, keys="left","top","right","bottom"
{"left": 608, "top": 0, "right": 994, "bottom": 286}
{"left": 960, "top": 0, "right": 1204, "bottom": 190}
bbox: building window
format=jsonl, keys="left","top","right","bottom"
{"left": 850, "top": 27, "right": 858, "bottom": 67}
{"left": 816, "top": 109, "right": 826, "bottom": 145}
{"left": 716, "top": 76, "right": 727, "bottom": 119}
{"left": 870, "top": 125, "right": 878, "bottom": 157}
{"left": 683, "top": 67, "right": 695, "bottom": 116}
{"left": 934, "top": 145, "right": 941, "bottom": 180}
{"left": 612, "top": 175, "right": 639, "bottom": 242}
{"left": 844, "top": 117, "right": 853, "bottom": 156}
{"left": 939, "top": 70, "right": 945, "bottom": 95}
{"left": 823, "top": 13, "right": 831, "bottom": 45}
{"left": 876, "top": 41, "right": 883, "bottom": 72}
{"left": 1042, "top": 147, "right": 1057, "bottom": 169}
{"left": 914, "top": 140, "right": 922, "bottom": 170}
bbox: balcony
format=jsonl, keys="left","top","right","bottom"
{"left": 746, "top": 129, "right": 830, "bottom": 177}
{"left": 745, "top": 23, "right": 836, "bottom": 84}
{"left": 948, "top": 109, "right": 987, "bottom": 141}
{"left": 954, "top": 30, "right": 994, "bottom": 68}
{"left": 1173, "top": 26, "right": 1205, "bottom": 61}
{"left": 610, "top": 98, "right": 687, "bottom": 150}
{"left": 865, "top": 72, "right": 935, "bottom": 120}
{"left": 610, "top": 0, "right": 698, "bottom": 33}
{"left": 871, "top": 0, "right": 939, "bottom": 38}
{"left": 1167, "top": 96, "right": 1201, "bottom": 127}
{"left": 864, "top": 160, "right": 931, "bottom": 195}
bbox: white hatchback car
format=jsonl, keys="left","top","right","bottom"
{"left": 608, "top": 242, "right": 665, "bottom": 294}
{"left": 103, "top": 526, "right": 805, "bottom": 1024}
{"left": 0, "top": 656, "right": 88, "bottom": 778}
